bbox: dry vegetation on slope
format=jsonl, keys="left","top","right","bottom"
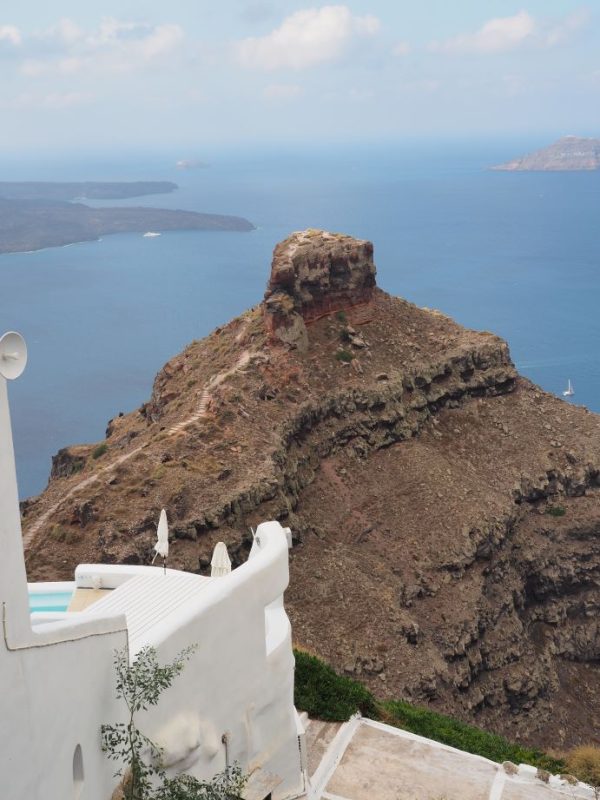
{"left": 23, "top": 230, "right": 600, "bottom": 751}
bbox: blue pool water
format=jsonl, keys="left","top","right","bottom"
{"left": 1, "top": 140, "right": 599, "bottom": 497}
{"left": 28, "top": 591, "right": 73, "bottom": 613}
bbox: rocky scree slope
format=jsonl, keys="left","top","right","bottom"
{"left": 23, "top": 229, "right": 600, "bottom": 751}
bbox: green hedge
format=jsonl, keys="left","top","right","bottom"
{"left": 293, "top": 649, "right": 565, "bottom": 773}
{"left": 384, "top": 700, "right": 564, "bottom": 773}
{"left": 294, "top": 650, "right": 377, "bottom": 721}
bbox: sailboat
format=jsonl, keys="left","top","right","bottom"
{"left": 562, "top": 379, "right": 574, "bottom": 397}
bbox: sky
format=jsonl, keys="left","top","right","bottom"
{"left": 0, "top": 1, "right": 598, "bottom": 152}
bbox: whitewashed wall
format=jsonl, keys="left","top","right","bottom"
{"left": 1, "top": 348, "right": 303, "bottom": 800}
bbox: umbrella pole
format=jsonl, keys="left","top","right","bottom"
{"left": 163, "top": 556, "right": 166, "bottom": 576}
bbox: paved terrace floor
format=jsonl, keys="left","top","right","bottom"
{"left": 306, "top": 716, "right": 595, "bottom": 800}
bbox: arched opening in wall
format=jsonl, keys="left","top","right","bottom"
{"left": 73, "top": 744, "right": 84, "bottom": 799}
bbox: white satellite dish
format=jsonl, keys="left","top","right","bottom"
{"left": 0, "top": 332, "right": 27, "bottom": 380}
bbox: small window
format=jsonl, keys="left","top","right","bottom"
{"left": 73, "top": 744, "right": 84, "bottom": 798}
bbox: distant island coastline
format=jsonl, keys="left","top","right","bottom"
{"left": 0, "top": 181, "right": 254, "bottom": 254}
{"left": 0, "top": 180, "right": 179, "bottom": 202}
{"left": 492, "top": 136, "right": 600, "bottom": 171}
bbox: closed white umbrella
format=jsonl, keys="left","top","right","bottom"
{"left": 152, "top": 509, "right": 169, "bottom": 573}
{"left": 210, "top": 542, "right": 231, "bottom": 577}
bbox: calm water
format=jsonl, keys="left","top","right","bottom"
{"left": 1, "top": 141, "right": 599, "bottom": 498}
{"left": 28, "top": 590, "right": 73, "bottom": 613}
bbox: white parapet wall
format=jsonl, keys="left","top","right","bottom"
{"left": 80, "top": 521, "right": 304, "bottom": 798}
{"left": 0, "top": 333, "right": 304, "bottom": 800}
{"left": 1, "top": 522, "right": 304, "bottom": 800}
{"left": 0, "top": 594, "right": 129, "bottom": 798}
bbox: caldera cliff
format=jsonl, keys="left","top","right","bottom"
{"left": 23, "top": 230, "right": 600, "bottom": 751}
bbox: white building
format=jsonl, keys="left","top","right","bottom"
{"left": 0, "top": 331, "right": 306, "bottom": 800}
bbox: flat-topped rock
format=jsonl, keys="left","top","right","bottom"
{"left": 264, "top": 230, "right": 376, "bottom": 349}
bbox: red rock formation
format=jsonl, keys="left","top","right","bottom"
{"left": 264, "top": 230, "right": 376, "bottom": 349}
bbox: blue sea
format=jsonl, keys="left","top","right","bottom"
{"left": 1, "top": 140, "right": 599, "bottom": 498}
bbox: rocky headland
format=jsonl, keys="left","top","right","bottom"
{"left": 0, "top": 181, "right": 253, "bottom": 253}
{"left": 22, "top": 230, "right": 600, "bottom": 751}
{"left": 492, "top": 136, "right": 600, "bottom": 171}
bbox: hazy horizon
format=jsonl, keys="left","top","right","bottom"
{"left": 0, "top": 135, "right": 594, "bottom": 174}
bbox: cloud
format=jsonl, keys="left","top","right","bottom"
{"left": 263, "top": 82, "right": 304, "bottom": 100}
{"left": 237, "top": 5, "right": 380, "bottom": 70}
{"left": 0, "top": 25, "right": 21, "bottom": 47}
{"left": 430, "top": 11, "right": 535, "bottom": 54}
{"left": 20, "top": 17, "right": 183, "bottom": 76}
{"left": 43, "top": 18, "right": 84, "bottom": 46}
{"left": 88, "top": 18, "right": 183, "bottom": 60}
{"left": 430, "top": 9, "right": 589, "bottom": 55}
{"left": 543, "top": 8, "right": 590, "bottom": 47}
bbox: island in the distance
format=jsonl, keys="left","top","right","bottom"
{"left": 0, "top": 180, "right": 178, "bottom": 201}
{"left": 0, "top": 181, "right": 254, "bottom": 254}
{"left": 491, "top": 135, "right": 600, "bottom": 171}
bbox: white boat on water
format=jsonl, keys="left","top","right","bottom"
{"left": 562, "top": 379, "right": 574, "bottom": 397}
{"left": 143, "top": 231, "right": 161, "bottom": 238}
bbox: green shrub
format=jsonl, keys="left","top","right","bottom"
{"left": 101, "top": 645, "right": 245, "bottom": 800}
{"left": 92, "top": 442, "right": 108, "bottom": 459}
{"left": 546, "top": 505, "right": 566, "bottom": 517}
{"left": 102, "top": 646, "right": 194, "bottom": 799}
{"left": 293, "top": 649, "right": 564, "bottom": 773}
{"left": 335, "top": 310, "right": 348, "bottom": 324}
{"left": 335, "top": 349, "right": 354, "bottom": 363}
{"left": 156, "top": 766, "right": 245, "bottom": 800}
{"left": 383, "top": 700, "right": 565, "bottom": 773}
{"left": 294, "top": 650, "right": 377, "bottom": 721}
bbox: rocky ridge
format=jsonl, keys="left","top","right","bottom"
{"left": 22, "top": 230, "right": 600, "bottom": 751}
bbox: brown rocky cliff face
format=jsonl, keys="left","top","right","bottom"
{"left": 264, "top": 230, "right": 375, "bottom": 350}
{"left": 21, "top": 230, "right": 600, "bottom": 751}
{"left": 287, "top": 385, "right": 600, "bottom": 750}
{"left": 50, "top": 446, "right": 87, "bottom": 480}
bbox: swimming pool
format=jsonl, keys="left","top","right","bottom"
{"left": 28, "top": 582, "right": 75, "bottom": 613}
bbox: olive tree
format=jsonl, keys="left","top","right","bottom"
{"left": 102, "top": 645, "right": 245, "bottom": 800}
